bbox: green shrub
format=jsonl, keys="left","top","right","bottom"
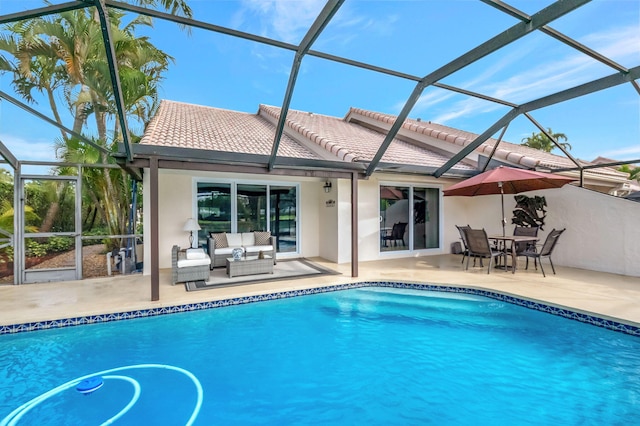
{"left": 82, "top": 227, "right": 110, "bottom": 246}
{"left": 47, "top": 236, "right": 73, "bottom": 253}
{"left": 25, "top": 240, "right": 47, "bottom": 258}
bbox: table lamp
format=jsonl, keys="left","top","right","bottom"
{"left": 183, "top": 218, "right": 201, "bottom": 248}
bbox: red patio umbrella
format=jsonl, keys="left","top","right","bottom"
{"left": 380, "top": 186, "right": 406, "bottom": 200}
{"left": 443, "top": 166, "right": 577, "bottom": 236}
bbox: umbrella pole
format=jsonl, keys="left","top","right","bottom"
{"left": 499, "top": 182, "right": 506, "bottom": 237}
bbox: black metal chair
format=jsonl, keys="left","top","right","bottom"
{"left": 456, "top": 224, "right": 472, "bottom": 265}
{"left": 521, "top": 228, "right": 566, "bottom": 277}
{"left": 513, "top": 225, "right": 539, "bottom": 269}
{"left": 463, "top": 228, "right": 505, "bottom": 274}
{"left": 382, "top": 222, "right": 408, "bottom": 247}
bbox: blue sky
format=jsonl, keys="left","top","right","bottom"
{"left": 1, "top": 0, "right": 639, "bottom": 165}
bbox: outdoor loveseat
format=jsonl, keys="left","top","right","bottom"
{"left": 207, "top": 231, "right": 276, "bottom": 268}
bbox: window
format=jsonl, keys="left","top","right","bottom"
{"left": 197, "top": 183, "right": 231, "bottom": 233}
{"left": 413, "top": 187, "right": 440, "bottom": 250}
{"left": 237, "top": 184, "right": 267, "bottom": 233}
{"left": 380, "top": 185, "right": 440, "bottom": 252}
{"left": 196, "top": 181, "right": 298, "bottom": 253}
{"left": 270, "top": 186, "right": 297, "bottom": 253}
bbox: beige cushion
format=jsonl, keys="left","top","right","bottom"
{"left": 241, "top": 232, "right": 255, "bottom": 246}
{"left": 244, "top": 245, "right": 273, "bottom": 253}
{"left": 226, "top": 233, "right": 242, "bottom": 247}
{"left": 254, "top": 231, "right": 271, "bottom": 246}
{"left": 210, "top": 233, "right": 228, "bottom": 248}
{"left": 186, "top": 248, "right": 207, "bottom": 260}
{"left": 177, "top": 257, "right": 210, "bottom": 268}
{"left": 214, "top": 247, "right": 244, "bottom": 256}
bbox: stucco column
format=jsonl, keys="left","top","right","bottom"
{"left": 150, "top": 156, "right": 159, "bottom": 301}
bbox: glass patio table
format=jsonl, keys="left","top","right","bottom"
{"left": 489, "top": 235, "right": 539, "bottom": 274}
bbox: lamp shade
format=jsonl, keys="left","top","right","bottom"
{"left": 183, "top": 218, "right": 201, "bottom": 232}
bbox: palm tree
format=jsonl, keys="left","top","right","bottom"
{"left": 47, "top": 10, "right": 172, "bottom": 247}
{"left": 521, "top": 128, "right": 572, "bottom": 153}
{"left": 0, "top": 1, "right": 190, "bottom": 248}
{"left": 617, "top": 164, "right": 640, "bottom": 182}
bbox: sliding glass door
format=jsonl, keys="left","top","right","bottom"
{"left": 237, "top": 184, "right": 267, "bottom": 233}
{"left": 197, "top": 183, "right": 231, "bottom": 233}
{"left": 380, "top": 186, "right": 409, "bottom": 252}
{"left": 413, "top": 187, "right": 440, "bottom": 250}
{"left": 380, "top": 184, "right": 440, "bottom": 252}
{"left": 197, "top": 181, "right": 298, "bottom": 253}
{"left": 270, "top": 186, "right": 297, "bottom": 253}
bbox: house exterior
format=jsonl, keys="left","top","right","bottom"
{"left": 591, "top": 156, "right": 640, "bottom": 196}
{"left": 136, "top": 100, "right": 639, "bottom": 281}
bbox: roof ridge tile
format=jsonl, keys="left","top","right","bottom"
{"left": 260, "top": 105, "right": 360, "bottom": 162}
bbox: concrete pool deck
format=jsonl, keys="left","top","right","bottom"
{"left": 1, "top": 255, "right": 639, "bottom": 329}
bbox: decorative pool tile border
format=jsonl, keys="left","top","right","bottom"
{"left": 2, "top": 281, "right": 639, "bottom": 336}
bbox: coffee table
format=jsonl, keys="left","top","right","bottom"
{"left": 226, "top": 255, "right": 273, "bottom": 278}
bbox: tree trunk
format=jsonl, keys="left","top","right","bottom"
{"left": 39, "top": 183, "right": 67, "bottom": 233}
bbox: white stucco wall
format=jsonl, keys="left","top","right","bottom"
{"left": 337, "top": 179, "right": 354, "bottom": 264}
{"left": 544, "top": 185, "right": 640, "bottom": 276}
{"left": 357, "top": 179, "right": 381, "bottom": 261}
{"left": 143, "top": 170, "right": 324, "bottom": 271}
{"left": 143, "top": 170, "right": 640, "bottom": 277}
{"left": 318, "top": 178, "right": 336, "bottom": 262}
{"left": 143, "top": 170, "right": 197, "bottom": 272}
{"left": 299, "top": 180, "right": 321, "bottom": 259}
{"left": 446, "top": 184, "right": 640, "bottom": 277}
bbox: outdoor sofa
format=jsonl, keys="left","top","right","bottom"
{"left": 207, "top": 231, "right": 276, "bottom": 268}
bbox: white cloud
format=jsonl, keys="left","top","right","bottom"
{"left": 0, "top": 133, "right": 57, "bottom": 162}
{"left": 601, "top": 145, "right": 640, "bottom": 160}
{"left": 406, "top": 89, "right": 456, "bottom": 112}
{"left": 238, "top": 0, "right": 397, "bottom": 48}
{"left": 412, "top": 24, "right": 640, "bottom": 124}
{"left": 582, "top": 24, "right": 640, "bottom": 63}
{"left": 239, "top": 0, "right": 327, "bottom": 44}
{"left": 430, "top": 97, "right": 502, "bottom": 124}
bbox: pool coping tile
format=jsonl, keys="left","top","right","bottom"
{"left": 2, "top": 281, "right": 639, "bottom": 336}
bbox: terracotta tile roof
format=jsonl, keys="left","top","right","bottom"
{"left": 140, "top": 100, "right": 322, "bottom": 160}
{"left": 347, "top": 107, "right": 627, "bottom": 179}
{"left": 140, "top": 100, "right": 625, "bottom": 181}
{"left": 258, "top": 104, "right": 475, "bottom": 170}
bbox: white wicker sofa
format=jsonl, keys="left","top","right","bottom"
{"left": 171, "top": 245, "right": 211, "bottom": 285}
{"left": 207, "top": 231, "right": 276, "bottom": 269}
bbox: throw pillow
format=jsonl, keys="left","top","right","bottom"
{"left": 226, "top": 233, "right": 243, "bottom": 247}
{"left": 254, "top": 231, "right": 271, "bottom": 246}
{"left": 210, "top": 233, "right": 228, "bottom": 248}
{"left": 186, "top": 248, "right": 207, "bottom": 260}
{"left": 241, "top": 232, "right": 255, "bottom": 246}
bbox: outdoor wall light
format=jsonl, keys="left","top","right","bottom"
{"left": 323, "top": 180, "right": 332, "bottom": 193}
{"left": 183, "top": 218, "right": 201, "bottom": 248}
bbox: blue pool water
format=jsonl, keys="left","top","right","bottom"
{"left": 1, "top": 287, "right": 639, "bottom": 425}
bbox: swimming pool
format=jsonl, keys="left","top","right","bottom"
{"left": 1, "top": 286, "right": 639, "bottom": 424}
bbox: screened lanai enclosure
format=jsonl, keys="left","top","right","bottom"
{"left": 0, "top": 0, "right": 638, "bottom": 293}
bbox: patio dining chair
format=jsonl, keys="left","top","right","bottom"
{"left": 455, "top": 224, "right": 474, "bottom": 265}
{"left": 463, "top": 228, "right": 505, "bottom": 274}
{"left": 520, "top": 228, "right": 565, "bottom": 277}
{"left": 382, "top": 222, "right": 408, "bottom": 247}
{"left": 513, "top": 225, "right": 539, "bottom": 269}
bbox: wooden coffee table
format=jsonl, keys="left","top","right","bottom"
{"left": 226, "top": 255, "right": 273, "bottom": 278}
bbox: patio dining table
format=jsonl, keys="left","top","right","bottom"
{"left": 489, "top": 235, "right": 539, "bottom": 274}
